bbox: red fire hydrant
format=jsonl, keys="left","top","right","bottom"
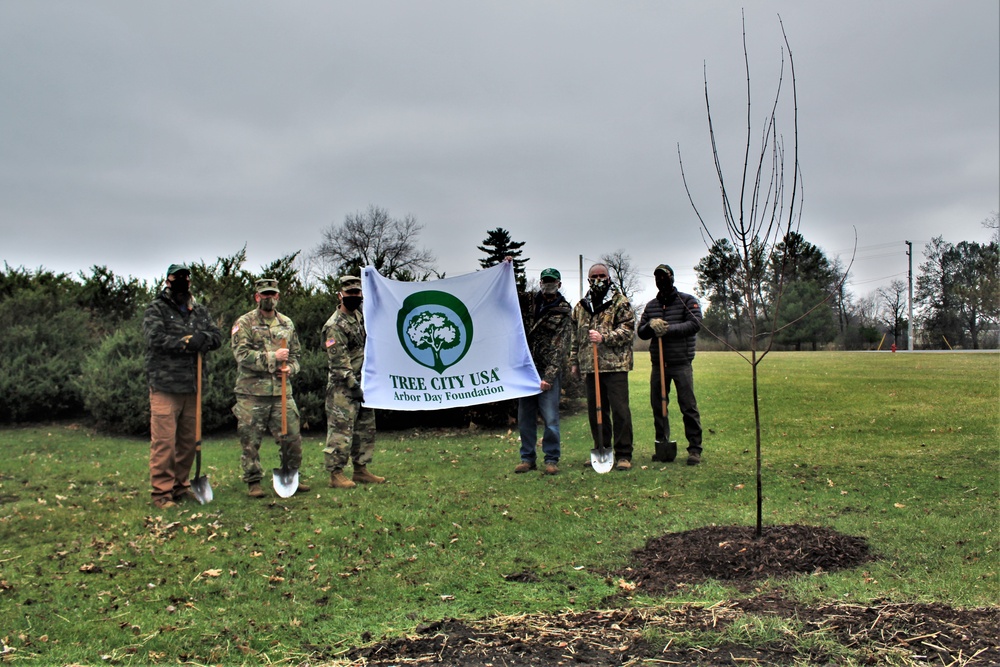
{"left": 890, "top": 343, "right": 897, "bottom": 353}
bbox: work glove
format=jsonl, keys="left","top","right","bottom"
{"left": 186, "top": 331, "right": 208, "bottom": 352}
{"left": 649, "top": 318, "right": 670, "bottom": 337}
{"left": 348, "top": 385, "right": 364, "bottom": 402}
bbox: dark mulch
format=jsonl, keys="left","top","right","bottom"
{"left": 329, "top": 524, "right": 999, "bottom": 666}
{"left": 618, "top": 523, "right": 876, "bottom": 594}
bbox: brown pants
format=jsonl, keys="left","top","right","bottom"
{"left": 149, "top": 390, "right": 198, "bottom": 503}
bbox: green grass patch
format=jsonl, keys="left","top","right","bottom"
{"left": 1, "top": 351, "right": 996, "bottom": 664}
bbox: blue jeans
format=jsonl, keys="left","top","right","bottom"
{"left": 518, "top": 375, "right": 561, "bottom": 464}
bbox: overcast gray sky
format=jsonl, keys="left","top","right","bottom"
{"left": 2, "top": 1, "right": 997, "bottom": 307}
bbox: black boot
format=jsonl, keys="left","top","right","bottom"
{"left": 652, "top": 440, "right": 677, "bottom": 463}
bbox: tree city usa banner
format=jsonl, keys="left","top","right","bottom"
{"left": 361, "top": 262, "right": 541, "bottom": 410}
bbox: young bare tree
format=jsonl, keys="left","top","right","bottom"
{"left": 313, "top": 204, "right": 436, "bottom": 281}
{"left": 678, "top": 15, "right": 849, "bottom": 536}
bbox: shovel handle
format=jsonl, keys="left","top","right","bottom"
{"left": 277, "top": 338, "right": 288, "bottom": 435}
{"left": 196, "top": 352, "right": 203, "bottom": 445}
{"left": 657, "top": 337, "right": 668, "bottom": 418}
{"left": 591, "top": 342, "right": 602, "bottom": 428}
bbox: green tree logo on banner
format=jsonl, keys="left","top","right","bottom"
{"left": 397, "top": 291, "right": 473, "bottom": 373}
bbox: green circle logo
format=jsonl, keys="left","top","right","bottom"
{"left": 396, "top": 291, "right": 474, "bottom": 373}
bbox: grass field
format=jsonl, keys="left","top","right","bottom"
{"left": 1, "top": 351, "right": 997, "bottom": 664}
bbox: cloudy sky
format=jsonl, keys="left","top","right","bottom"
{"left": 2, "top": 1, "right": 997, "bottom": 307}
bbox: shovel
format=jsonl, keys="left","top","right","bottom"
{"left": 589, "top": 342, "right": 614, "bottom": 473}
{"left": 190, "top": 352, "right": 213, "bottom": 504}
{"left": 652, "top": 338, "right": 677, "bottom": 463}
{"left": 272, "top": 340, "right": 299, "bottom": 498}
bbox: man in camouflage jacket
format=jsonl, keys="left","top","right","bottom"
{"left": 231, "top": 277, "right": 309, "bottom": 497}
{"left": 569, "top": 263, "right": 636, "bottom": 470}
{"left": 322, "top": 275, "right": 384, "bottom": 489}
{"left": 636, "top": 263, "right": 704, "bottom": 465}
{"left": 143, "top": 263, "right": 222, "bottom": 509}
{"left": 515, "top": 267, "right": 573, "bottom": 475}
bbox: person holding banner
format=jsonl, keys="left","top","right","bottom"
{"left": 515, "top": 267, "right": 573, "bottom": 475}
{"left": 569, "top": 263, "right": 636, "bottom": 470}
{"left": 636, "top": 263, "right": 704, "bottom": 465}
{"left": 322, "top": 275, "right": 384, "bottom": 489}
{"left": 231, "top": 278, "right": 309, "bottom": 498}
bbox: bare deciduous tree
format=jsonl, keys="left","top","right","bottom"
{"left": 600, "top": 249, "right": 641, "bottom": 305}
{"left": 877, "top": 279, "right": 908, "bottom": 348}
{"left": 313, "top": 205, "right": 436, "bottom": 281}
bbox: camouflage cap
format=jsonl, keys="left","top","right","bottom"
{"left": 340, "top": 275, "right": 362, "bottom": 291}
{"left": 255, "top": 277, "right": 280, "bottom": 294}
{"left": 654, "top": 264, "right": 674, "bottom": 278}
{"left": 540, "top": 268, "right": 561, "bottom": 281}
{"left": 167, "top": 263, "right": 190, "bottom": 277}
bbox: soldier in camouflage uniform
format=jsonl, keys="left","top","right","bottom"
{"left": 569, "top": 263, "right": 636, "bottom": 470}
{"left": 515, "top": 267, "right": 573, "bottom": 475}
{"left": 143, "top": 263, "right": 222, "bottom": 509}
{"left": 231, "top": 278, "right": 310, "bottom": 497}
{"left": 322, "top": 275, "right": 384, "bottom": 489}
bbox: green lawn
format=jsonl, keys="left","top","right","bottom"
{"left": 1, "top": 351, "right": 996, "bottom": 664}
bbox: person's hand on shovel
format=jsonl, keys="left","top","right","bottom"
{"left": 275, "top": 346, "right": 290, "bottom": 364}
{"left": 587, "top": 329, "right": 604, "bottom": 343}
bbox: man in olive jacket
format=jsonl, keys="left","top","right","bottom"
{"left": 143, "top": 264, "right": 222, "bottom": 509}
{"left": 636, "top": 263, "right": 704, "bottom": 465}
{"left": 569, "top": 263, "right": 635, "bottom": 470}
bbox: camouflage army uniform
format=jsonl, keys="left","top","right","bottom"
{"left": 231, "top": 307, "right": 303, "bottom": 484}
{"left": 322, "top": 306, "right": 376, "bottom": 471}
{"left": 569, "top": 286, "right": 635, "bottom": 462}
{"left": 143, "top": 286, "right": 222, "bottom": 506}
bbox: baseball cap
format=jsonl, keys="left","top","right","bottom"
{"left": 255, "top": 277, "right": 280, "bottom": 294}
{"left": 167, "top": 263, "right": 190, "bottom": 276}
{"left": 654, "top": 264, "right": 674, "bottom": 278}
{"left": 540, "top": 268, "right": 561, "bottom": 281}
{"left": 340, "top": 275, "right": 362, "bottom": 291}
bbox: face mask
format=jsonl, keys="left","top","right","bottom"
{"left": 539, "top": 282, "right": 559, "bottom": 296}
{"left": 589, "top": 277, "right": 609, "bottom": 294}
{"left": 655, "top": 275, "right": 674, "bottom": 294}
{"left": 170, "top": 276, "right": 190, "bottom": 295}
{"left": 259, "top": 296, "right": 277, "bottom": 311}
{"left": 342, "top": 295, "right": 363, "bottom": 311}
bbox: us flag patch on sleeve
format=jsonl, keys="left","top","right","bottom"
{"left": 232, "top": 323, "right": 240, "bottom": 335}
{"left": 325, "top": 338, "right": 336, "bottom": 348}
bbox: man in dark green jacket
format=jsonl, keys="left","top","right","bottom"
{"left": 143, "top": 264, "right": 222, "bottom": 509}
{"left": 515, "top": 267, "right": 573, "bottom": 475}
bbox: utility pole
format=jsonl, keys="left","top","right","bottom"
{"left": 905, "top": 240, "right": 914, "bottom": 350}
{"left": 578, "top": 254, "right": 584, "bottom": 302}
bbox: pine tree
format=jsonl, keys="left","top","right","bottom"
{"left": 477, "top": 228, "right": 529, "bottom": 290}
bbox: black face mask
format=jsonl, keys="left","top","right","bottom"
{"left": 171, "top": 276, "right": 189, "bottom": 291}
{"left": 655, "top": 275, "right": 674, "bottom": 294}
{"left": 342, "top": 295, "right": 363, "bottom": 312}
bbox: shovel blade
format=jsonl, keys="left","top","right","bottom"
{"left": 590, "top": 447, "right": 614, "bottom": 474}
{"left": 272, "top": 467, "right": 299, "bottom": 498}
{"left": 190, "top": 475, "right": 213, "bottom": 504}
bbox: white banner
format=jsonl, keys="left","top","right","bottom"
{"left": 361, "top": 263, "right": 541, "bottom": 410}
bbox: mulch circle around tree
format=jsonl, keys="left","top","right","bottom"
{"left": 332, "top": 524, "right": 999, "bottom": 666}
{"left": 617, "top": 523, "right": 877, "bottom": 594}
